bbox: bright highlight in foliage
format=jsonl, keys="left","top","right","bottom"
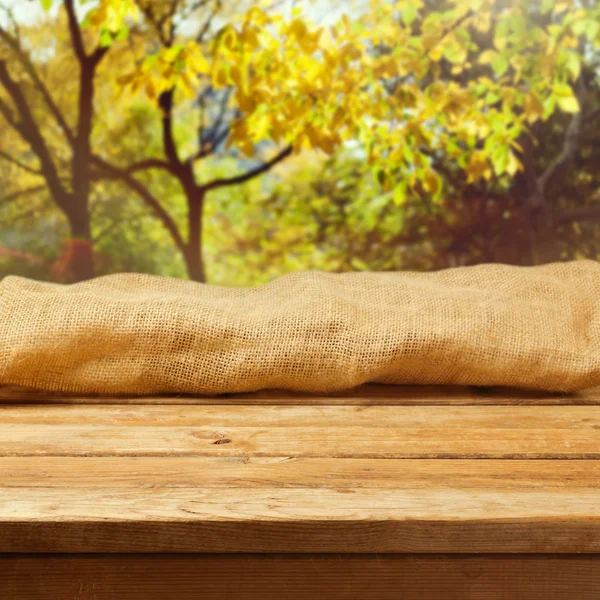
{"left": 40, "top": 0, "right": 600, "bottom": 202}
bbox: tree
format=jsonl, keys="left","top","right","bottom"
{"left": 85, "top": 0, "right": 294, "bottom": 282}
{"left": 4, "top": 0, "right": 599, "bottom": 283}
{"left": 106, "top": 0, "right": 600, "bottom": 272}
{"left": 0, "top": 0, "right": 115, "bottom": 280}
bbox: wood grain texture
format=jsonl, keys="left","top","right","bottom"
{"left": 2, "top": 487, "right": 600, "bottom": 552}
{"left": 2, "top": 403, "right": 600, "bottom": 427}
{"left": 2, "top": 387, "right": 600, "bottom": 557}
{"left": 1, "top": 383, "right": 597, "bottom": 405}
{"left": 2, "top": 422, "right": 600, "bottom": 458}
{"left": 2, "top": 554, "right": 600, "bottom": 600}
{"left": 2, "top": 404, "right": 600, "bottom": 458}
{"left": 3, "top": 457, "right": 600, "bottom": 489}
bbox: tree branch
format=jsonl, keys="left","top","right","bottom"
{"left": 64, "top": 0, "right": 87, "bottom": 62}
{"left": 158, "top": 90, "right": 181, "bottom": 167}
{"left": 196, "top": 0, "right": 222, "bottom": 43}
{"left": 0, "top": 3, "right": 21, "bottom": 41}
{"left": 537, "top": 110, "right": 583, "bottom": 197}
{"left": 0, "top": 60, "right": 70, "bottom": 209}
{"left": 126, "top": 158, "right": 175, "bottom": 174}
{"left": 92, "top": 209, "right": 147, "bottom": 243}
{"left": 0, "top": 148, "right": 42, "bottom": 175}
{"left": 89, "top": 45, "right": 109, "bottom": 68}
{"left": 196, "top": 87, "right": 233, "bottom": 159}
{"left": 139, "top": 0, "right": 181, "bottom": 47}
{"left": 191, "top": 125, "right": 231, "bottom": 162}
{"left": 204, "top": 146, "right": 293, "bottom": 191}
{"left": 91, "top": 155, "right": 187, "bottom": 255}
{"left": 0, "top": 94, "right": 22, "bottom": 132}
{"left": 0, "top": 184, "right": 46, "bottom": 207}
{"left": 534, "top": 75, "right": 587, "bottom": 205}
{"left": 0, "top": 24, "right": 74, "bottom": 143}
{"left": 202, "top": 127, "right": 230, "bottom": 157}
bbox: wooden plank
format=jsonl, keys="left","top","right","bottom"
{"left": 2, "top": 487, "right": 600, "bottom": 552}
{"left": 2, "top": 403, "right": 600, "bottom": 428}
{"left": 1, "top": 384, "right": 597, "bottom": 405}
{"left": 1, "top": 422, "right": 600, "bottom": 458}
{"left": 2, "top": 457, "right": 600, "bottom": 489}
{"left": 1, "top": 554, "right": 600, "bottom": 600}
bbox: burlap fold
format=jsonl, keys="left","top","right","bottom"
{"left": 1, "top": 261, "right": 600, "bottom": 394}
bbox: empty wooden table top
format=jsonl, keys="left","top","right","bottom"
{"left": 1, "top": 383, "right": 600, "bottom": 555}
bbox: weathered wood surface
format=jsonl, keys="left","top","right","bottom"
{"left": 3, "top": 457, "right": 600, "bottom": 488}
{"left": 2, "top": 487, "right": 600, "bottom": 553}
{"left": 2, "top": 554, "right": 600, "bottom": 600}
{"left": 1, "top": 385, "right": 600, "bottom": 554}
{"left": 2, "top": 405, "right": 600, "bottom": 458}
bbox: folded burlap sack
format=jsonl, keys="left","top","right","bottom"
{"left": 1, "top": 261, "right": 599, "bottom": 394}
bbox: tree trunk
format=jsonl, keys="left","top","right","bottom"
{"left": 67, "top": 208, "right": 94, "bottom": 282}
{"left": 67, "top": 59, "right": 96, "bottom": 283}
{"left": 529, "top": 206, "right": 562, "bottom": 265}
{"left": 185, "top": 247, "right": 206, "bottom": 283}
{"left": 185, "top": 189, "right": 206, "bottom": 283}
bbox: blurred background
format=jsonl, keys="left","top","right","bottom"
{"left": 0, "top": 0, "right": 599, "bottom": 286}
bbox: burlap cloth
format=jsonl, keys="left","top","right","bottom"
{"left": 1, "top": 261, "right": 599, "bottom": 395}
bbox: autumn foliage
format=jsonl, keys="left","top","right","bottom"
{"left": 1, "top": 0, "right": 599, "bottom": 282}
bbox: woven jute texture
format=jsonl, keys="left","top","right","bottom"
{"left": 1, "top": 261, "right": 600, "bottom": 395}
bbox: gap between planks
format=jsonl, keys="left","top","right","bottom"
{"left": 1, "top": 384, "right": 599, "bottom": 405}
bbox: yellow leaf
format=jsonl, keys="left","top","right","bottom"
{"left": 466, "top": 152, "right": 491, "bottom": 183}
{"left": 557, "top": 95, "right": 580, "bottom": 113}
{"left": 506, "top": 151, "right": 522, "bottom": 176}
{"left": 117, "top": 72, "right": 135, "bottom": 86}
{"left": 289, "top": 18, "right": 308, "bottom": 40}
{"left": 145, "top": 78, "right": 156, "bottom": 100}
{"left": 187, "top": 51, "right": 211, "bottom": 75}
{"left": 523, "top": 92, "right": 544, "bottom": 123}
{"left": 422, "top": 169, "right": 440, "bottom": 195}
{"left": 178, "top": 72, "right": 197, "bottom": 98}
{"left": 212, "top": 64, "right": 230, "bottom": 88}
{"left": 429, "top": 46, "right": 443, "bottom": 61}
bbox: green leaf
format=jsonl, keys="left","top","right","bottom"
{"left": 585, "top": 20, "right": 600, "bottom": 40}
{"left": 543, "top": 94, "right": 557, "bottom": 119}
{"left": 99, "top": 29, "right": 112, "bottom": 48}
{"left": 491, "top": 146, "right": 508, "bottom": 176}
{"left": 485, "top": 91, "right": 501, "bottom": 105}
{"left": 402, "top": 144, "right": 415, "bottom": 164}
{"left": 553, "top": 82, "right": 574, "bottom": 97}
{"left": 116, "top": 25, "right": 129, "bottom": 42}
{"left": 351, "top": 257, "right": 369, "bottom": 270}
{"left": 557, "top": 95, "right": 580, "bottom": 113}
{"left": 565, "top": 52, "right": 581, "bottom": 80}
{"left": 494, "top": 19, "right": 510, "bottom": 50}
{"left": 402, "top": 4, "right": 418, "bottom": 26}
{"left": 41, "top": 0, "right": 52, "bottom": 10}
{"left": 393, "top": 181, "right": 407, "bottom": 205}
{"left": 491, "top": 54, "right": 509, "bottom": 76}
{"left": 478, "top": 49, "right": 496, "bottom": 65}
{"left": 540, "top": 0, "right": 553, "bottom": 14}
{"left": 443, "top": 42, "right": 467, "bottom": 64}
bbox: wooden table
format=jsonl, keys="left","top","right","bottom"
{"left": 1, "top": 384, "right": 600, "bottom": 599}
